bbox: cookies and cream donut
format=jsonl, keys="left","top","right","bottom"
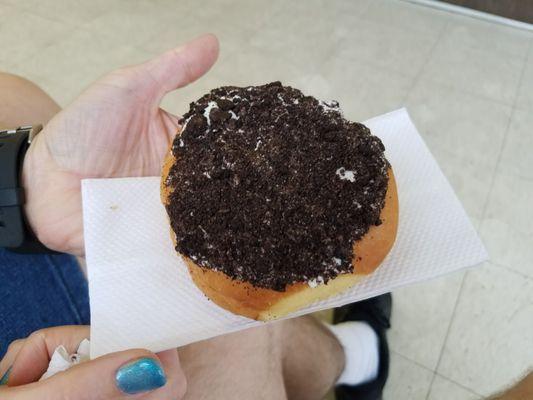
{"left": 161, "top": 82, "right": 398, "bottom": 320}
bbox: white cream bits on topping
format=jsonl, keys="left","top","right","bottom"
{"left": 203, "top": 101, "right": 219, "bottom": 126}
{"left": 308, "top": 276, "right": 325, "bottom": 288}
{"left": 319, "top": 100, "right": 341, "bottom": 114}
{"left": 336, "top": 167, "right": 356, "bottom": 182}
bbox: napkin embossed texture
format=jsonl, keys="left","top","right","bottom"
{"left": 82, "top": 109, "right": 488, "bottom": 358}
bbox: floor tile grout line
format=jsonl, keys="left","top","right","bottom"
{"left": 424, "top": 270, "right": 468, "bottom": 400}
{"left": 364, "top": 0, "right": 454, "bottom": 40}
{"left": 331, "top": 4, "right": 451, "bottom": 94}
{"left": 397, "top": 11, "right": 530, "bottom": 108}
{"left": 433, "top": 371, "right": 484, "bottom": 397}
{"left": 390, "top": 351, "right": 439, "bottom": 399}
{"left": 426, "top": 371, "right": 438, "bottom": 399}
{"left": 428, "top": 224, "right": 531, "bottom": 397}
{"left": 400, "top": 18, "right": 451, "bottom": 105}
{"left": 490, "top": 261, "right": 533, "bottom": 281}
{"left": 390, "top": 349, "right": 436, "bottom": 373}
{"left": 392, "top": 350, "right": 482, "bottom": 399}
{"left": 492, "top": 165, "right": 533, "bottom": 183}
{"left": 407, "top": 72, "right": 522, "bottom": 108}
{"left": 478, "top": 39, "right": 533, "bottom": 223}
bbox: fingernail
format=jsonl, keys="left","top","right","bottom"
{"left": 0, "top": 366, "right": 11, "bottom": 385}
{"left": 115, "top": 358, "right": 166, "bottom": 395}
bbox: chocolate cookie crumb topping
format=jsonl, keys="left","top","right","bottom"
{"left": 165, "top": 82, "right": 389, "bottom": 291}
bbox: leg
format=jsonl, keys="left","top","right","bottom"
{"left": 179, "top": 316, "right": 344, "bottom": 400}
{"left": 281, "top": 316, "right": 345, "bottom": 400}
{"left": 0, "top": 72, "right": 59, "bottom": 129}
{"left": 0, "top": 249, "right": 90, "bottom": 357}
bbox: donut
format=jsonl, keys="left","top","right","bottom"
{"left": 161, "top": 82, "right": 398, "bottom": 321}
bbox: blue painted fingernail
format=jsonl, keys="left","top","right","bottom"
{"left": 0, "top": 366, "right": 11, "bottom": 385}
{"left": 115, "top": 358, "right": 166, "bottom": 395}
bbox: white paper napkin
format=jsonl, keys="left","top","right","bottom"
{"left": 39, "top": 339, "right": 91, "bottom": 380}
{"left": 82, "top": 109, "right": 488, "bottom": 358}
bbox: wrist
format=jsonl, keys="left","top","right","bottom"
{"left": 0, "top": 125, "right": 56, "bottom": 252}
{"left": 20, "top": 128, "right": 81, "bottom": 255}
{"left": 21, "top": 139, "right": 40, "bottom": 240}
{"left": 21, "top": 130, "right": 59, "bottom": 252}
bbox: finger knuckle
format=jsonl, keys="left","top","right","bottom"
{"left": 6, "top": 338, "right": 23, "bottom": 353}
{"left": 28, "top": 328, "right": 48, "bottom": 342}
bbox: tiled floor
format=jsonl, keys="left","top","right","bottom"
{"left": 1, "top": 0, "right": 532, "bottom": 398}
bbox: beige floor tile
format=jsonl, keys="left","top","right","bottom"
{"left": 202, "top": 48, "right": 314, "bottom": 89}
{"left": 428, "top": 375, "right": 481, "bottom": 400}
{"left": 188, "top": 0, "right": 283, "bottom": 32}
{"left": 406, "top": 80, "right": 512, "bottom": 165}
{"left": 79, "top": 0, "right": 179, "bottom": 48}
{"left": 480, "top": 171, "right": 533, "bottom": 278}
{"left": 138, "top": 0, "right": 283, "bottom": 61}
{"left": 389, "top": 273, "right": 464, "bottom": 370}
{"left": 499, "top": 109, "right": 533, "bottom": 180}
{"left": 137, "top": 14, "right": 249, "bottom": 60}
{"left": 439, "top": 14, "right": 532, "bottom": 58}
{"left": 438, "top": 263, "right": 533, "bottom": 396}
{"left": 405, "top": 80, "right": 511, "bottom": 221}
{"left": 287, "top": 73, "right": 334, "bottom": 104}
{"left": 10, "top": 29, "right": 153, "bottom": 106}
{"left": 362, "top": 0, "right": 449, "bottom": 39}
{"left": 336, "top": 18, "right": 438, "bottom": 79}
{"left": 270, "top": 0, "right": 372, "bottom": 27}
{"left": 247, "top": 0, "right": 360, "bottom": 69}
{"left": 418, "top": 39, "right": 524, "bottom": 105}
{"left": 428, "top": 146, "right": 487, "bottom": 225}
{"left": 383, "top": 352, "right": 434, "bottom": 399}
{"left": 0, "top": 4, "right": 75, "bottom": 67}
{"left": 248, "top": 22, "right": 335, "bottom": 69}
{"left": 516, "top": 46, "right": 533, "bottom": 112}
{"left": 1, "top": 0, "right": 111, "bottom": 24}
{"left": 293, "top": 59, "right": 414, "bottom": 122}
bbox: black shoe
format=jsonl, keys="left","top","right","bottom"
{"left": 334, "top": 293, "right": 392, "bottom": 400}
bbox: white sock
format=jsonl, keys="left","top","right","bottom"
{"left": 325, "top": 321, "right": 380, "bottom": 386}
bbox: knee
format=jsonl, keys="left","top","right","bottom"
{"left": 0, "top": 72, "right": 34, "bottom": 88}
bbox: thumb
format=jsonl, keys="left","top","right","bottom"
{"left": 1, "top": 348, "right": 186, "bottom": 400}
{"left": 142, "top": 33, "right": 219, "bottom": 98}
